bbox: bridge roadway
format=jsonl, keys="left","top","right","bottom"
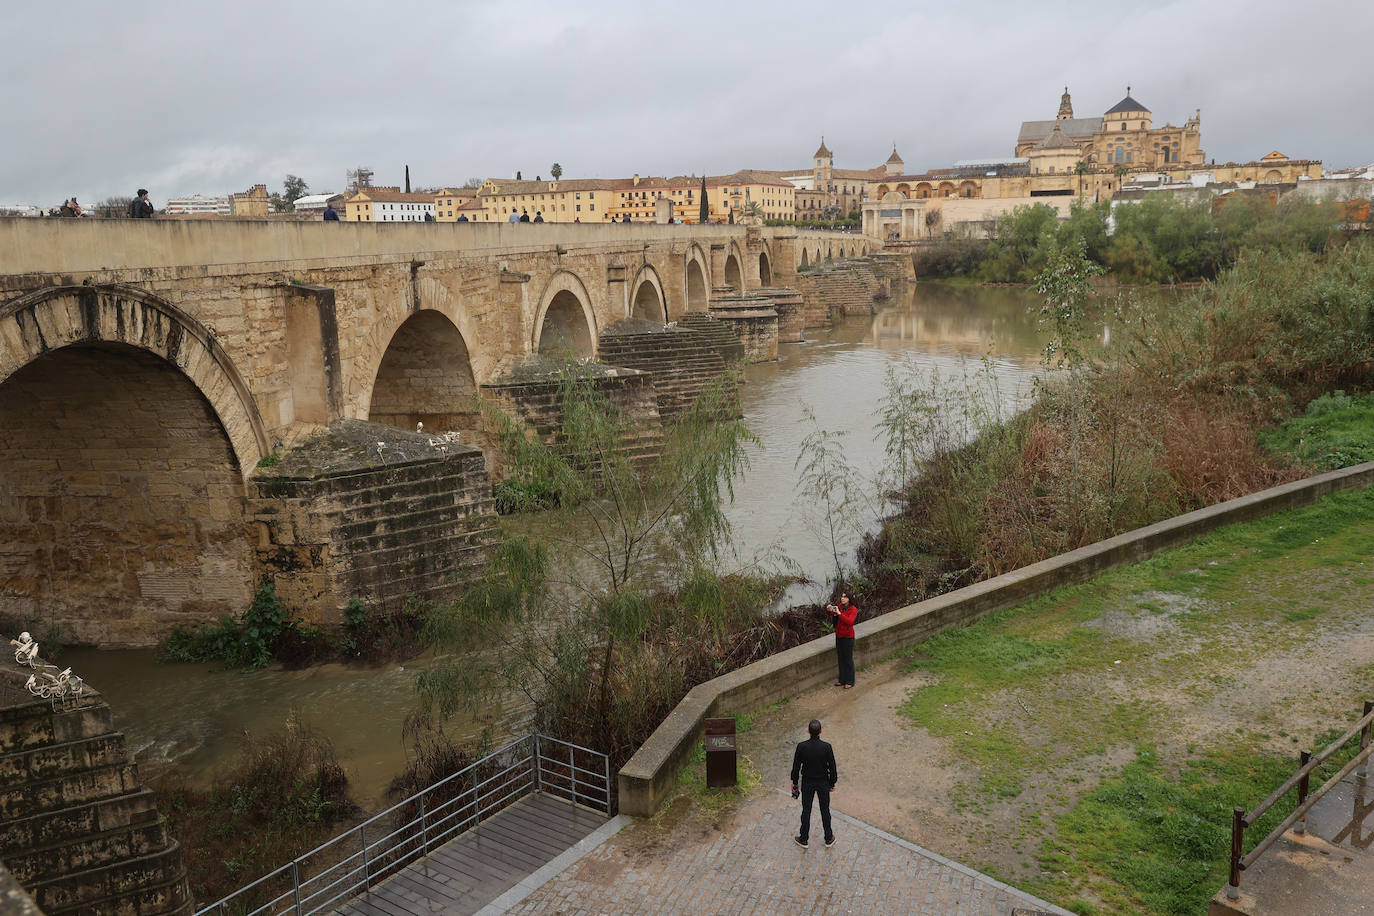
{"left": 0, "top": 218, "right": 869, "bottom": 647}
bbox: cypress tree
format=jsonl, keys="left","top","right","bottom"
{"left": 698, "top": 176, "right": 709, "bottom": 224}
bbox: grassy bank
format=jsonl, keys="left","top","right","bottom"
{"left": 893, "top": 484, "right": 1374, "bottom": 913}
{"left": 858, "top": 241, "right": 1374, "bottom": 615}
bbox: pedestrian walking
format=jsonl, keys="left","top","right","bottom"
{"left": 827, "top": 591, "right": 858, "bottom": 688}
{"left": 508, "top": 209, "right": 520, "bottom": 223}
{"left": 128, "top": 190, "right": 154, "bottom": 219}
{"left": 533, "top": 211, "right": 544, "bottom": 223}
{"left": 790, "top": 719, "right": 837, "bottom": 849}
{"left": 322, "top": 202, "right": 340, "bottom": 221}
{"left": 519, "top": 209, "right": 530, "bottom": 223}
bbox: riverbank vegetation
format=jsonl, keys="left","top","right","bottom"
{"left": 859, "top": 240, "right": 1374, "bottom": 611}
{"left": 159, "top": 585, "right": 426, "bottom": 669}
{"left": 154, "top": 720, "right": 358, "bottom": 905}
{"left": 914, "top": 195, "right": 1358, "bottom": 284}
{"left": 411, "top": 368, "right": 836, "bottom": 781}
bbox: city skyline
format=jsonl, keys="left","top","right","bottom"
{"left": 7, "top": 0, "right": 1370, "bottom": 207}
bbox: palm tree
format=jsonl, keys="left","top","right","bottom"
{"left": 550, "top": 163, "right": 563, "bottom": 181}
{"left": 1073, "top": 160, "right": 1089, "bottom": 196}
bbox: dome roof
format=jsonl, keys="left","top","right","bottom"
{"left": 1034, "top": 123, "right": 1081, "bottom": 151}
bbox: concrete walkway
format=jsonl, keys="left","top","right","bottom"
{"left": 484, "top": 789, "right": 1067, "bottom": 915}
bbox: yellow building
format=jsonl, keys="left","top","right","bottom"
{"left": 432, "top": 188, "right": 478, "bottom": 221}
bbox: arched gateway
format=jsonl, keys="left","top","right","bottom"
{"left": 0, "top": 286, "right": 269, "bottom": 647}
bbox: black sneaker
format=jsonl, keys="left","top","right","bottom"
{"left": 794, "top": 836, "right": 809, "bottom": 849}
{"left": 825, "top": 836, "right": 836, "bottom": 848}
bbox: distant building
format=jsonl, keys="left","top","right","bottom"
{"left": 292, "top": 192, "right": 344, "bottom": 212}
{"left": 229, "top": 184, "right": 270, "bottom": 217}
{"left": 345, "top": 187, "right": 435, "bottom": 221}
{"left": 432, "top": 188, "right": 479, "bottom": 221}
{"left": 164, "top": 194, "right": 231, "bottom": 216}
{"left": 0, "top": 204, "right": 43, "bottom": 217}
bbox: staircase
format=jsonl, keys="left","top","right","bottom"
{"left": 598, "top": 324, "right": 739, "bottom": 422}
{"left": 794, "top": 260, "right": 885, "bottom": 324}
{"left": 0, "top": 677, "right": 192, "bottom": 916}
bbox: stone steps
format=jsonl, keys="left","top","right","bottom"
{"left": 598, "top": 326, "right": 736, "bottom": 422}
{"left": 5, "top": 816, "right": 170, "bottom": 886}
{"left": 334, "top": 500, "right": 500, "bottom": 542}
{"left": 0, "top": 760, "right": 142, "bottom": 822}
{"left": 0, "top": 787, "right": 159, "bottom": 857}
{"left": 0, "top": 687, "right": 191, "bottom": 915}
{"left": 28, "top": 838, "right": 191, "bottom": 916}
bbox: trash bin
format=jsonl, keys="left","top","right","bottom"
{"left": 704, "top": 717, "right": 737, "bottom": 788}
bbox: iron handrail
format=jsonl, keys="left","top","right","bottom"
{"left": 195, "top": 732, "right": 609, "bottom": 916}
{"left": 1226, "top": 700, "right": 1373, "bottom": 899}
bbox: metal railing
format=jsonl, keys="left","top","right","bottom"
{"left": 1226, "top": 700, "right": 1374, "bottom": 898}
{"left": 194, "top": 733, "right": 610, "bottom": 916}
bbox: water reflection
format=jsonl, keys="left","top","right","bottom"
{"left": 726, "top": 281, "right": 1044, "bottom": 604}
{"left": 68, "top": 279, "right": 1048, "bottom": 807}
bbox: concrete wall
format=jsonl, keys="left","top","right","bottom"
{"left": 618, "top": 460, "right": 1374, "bottom": 816}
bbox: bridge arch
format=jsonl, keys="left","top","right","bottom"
{"left": 800, "top": 248, "right": 809, "bottom": 268}
{"left": 629, "top": 265, "right": 667, "bottom": 323}
{"left": 758, "top": 250, "right": 773, "bottom": 287}
{"left": 684, "top": 243, "right": 710, "bottom": 313}
{"left": 533, "top": 269, "right": 597, "bottom": 358}
{"left": 0, "top": 285, "right": 265, "bottom": 646}
{"left": 368, "top": 309, "right": 478, "bottom": 433}
{"left": 724, "top": 243, "right": 744, "bottom": 291}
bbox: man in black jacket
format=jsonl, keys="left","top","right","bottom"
{"left": 790, "top": 719, "right": 837, "bottom": 849}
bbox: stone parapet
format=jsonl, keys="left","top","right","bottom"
{"left": 618, "top": 460, "right": 1374, "bottom": 817}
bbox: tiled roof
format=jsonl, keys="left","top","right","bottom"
{"left": 1033, "top": 124, "right": 1082, "bottom": 151}
{"left": 1105, "top": 94, "right": 1150, "bottom": 115}
{"left": 814, "top": 138, "right": 831, "bottom": 158}
{"left": 1018, "top": 117, "right": 1103, "bottom": 144}
{"left": 348, "top": 189, "right": 434, "bottom": 204}
{"left": 886, "top": 148, "right": 903, "bottom": 164}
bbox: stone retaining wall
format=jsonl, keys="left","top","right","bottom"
{"left": 618, "top": 460, "right": 1374, "bottom": 816}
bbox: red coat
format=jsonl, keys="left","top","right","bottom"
{"left": 833, "top": 602, "right": 858, "bottom": 638}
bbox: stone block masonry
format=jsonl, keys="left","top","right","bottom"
{"left": 249, "top": 420, "right": 500, "bottom": 626}
{"left": 0, "top": 345, "right": 254, "bottom": 648}
{"left": 596, "top": 322, "right": 736, "bottom": 422}
{"left": 0, "top": 660, "right": 192, "bottom": 915}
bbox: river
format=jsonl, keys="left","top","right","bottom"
{"left": 61, "top": 280, "right": 1046, "bottom": 808}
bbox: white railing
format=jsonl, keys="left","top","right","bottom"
{"left": 194, "top": 733, "right": 609, "bottom": 916}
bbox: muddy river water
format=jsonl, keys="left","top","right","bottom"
{"left": 63, "top": 281, "right": 1046, "bottom": 808}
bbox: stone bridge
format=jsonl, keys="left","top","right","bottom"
{"left": 0, "top": 219, "right": 870, "bottom": 647}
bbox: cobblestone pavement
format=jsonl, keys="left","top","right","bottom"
{"left": 494, "top": 790, "right": 1068, "bottom": 916}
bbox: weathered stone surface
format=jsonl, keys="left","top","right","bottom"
{"left": 0, "top": 659, "right": 191, "bottom": 915}
{"left": 0, "top": 221, "right": 873, "bottom": 647}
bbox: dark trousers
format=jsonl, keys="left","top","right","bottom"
{"left": 835, "top": 635, "right": 855, "bottom": 686}
{"left": 799, "top": 779, "right": 833, "bottom": 844}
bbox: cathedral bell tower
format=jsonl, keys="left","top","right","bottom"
{"left": 1058, "top": 86, "right": 1074, "bottom": 120}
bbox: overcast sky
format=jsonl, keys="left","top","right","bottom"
{"left": 6, "top": 0, "right": 1369, "bottom": 206}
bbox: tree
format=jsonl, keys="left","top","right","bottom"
{"left": 417, "top": 364, "right": 757, "bottom": 759}
{"left": 515, "top": 170, "right": 522, "bottom": 180}
{"left": 550, "top": 163, "right": 563, "bottom": 181}
{"left": 795, "top": 408, "right": 869, "bottom": 587}
{"left": 95, "top": 196, "right": 133, "bottom": 219}
{"left": 1073, "top": 159, "right": 1089, "bottom": 196}
{"left": 463, "top": 177, "right": 483, "bottom": 189}
{"left": 698, "top": 177, "right": 709, "bottom": 224}
{"left": 282, "top": 175, "right": 308, "bottom": 209}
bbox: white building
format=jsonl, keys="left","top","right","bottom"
{"left": 291, "top": 192, "right": 341, "bottom": 212}
{"left": 164, "top": 194, "right": 231, "bottom": 215}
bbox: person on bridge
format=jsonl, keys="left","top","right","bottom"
{"left": 128, "top": 190, "right": 154, "bottom": 219}
{"left": 790, "top": 719, "right": 837, "bottom": 849}
{"left": 322, "top": 203, "right": 340, "bottom": 221}
{"left": 508, "top": 209, "right": 520, "bottom": 223}
{"left": 533, "top": 211, "right": 544, "bottom": 223}
{"left": 827, "top": 591, "right": 858, "bottom": 688}
{"left": 519, "top": 209, "right": 530, "bottom": 223}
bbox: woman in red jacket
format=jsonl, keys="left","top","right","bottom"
{"left": 827, "top": 592, "right": 858, "bottom": 688}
